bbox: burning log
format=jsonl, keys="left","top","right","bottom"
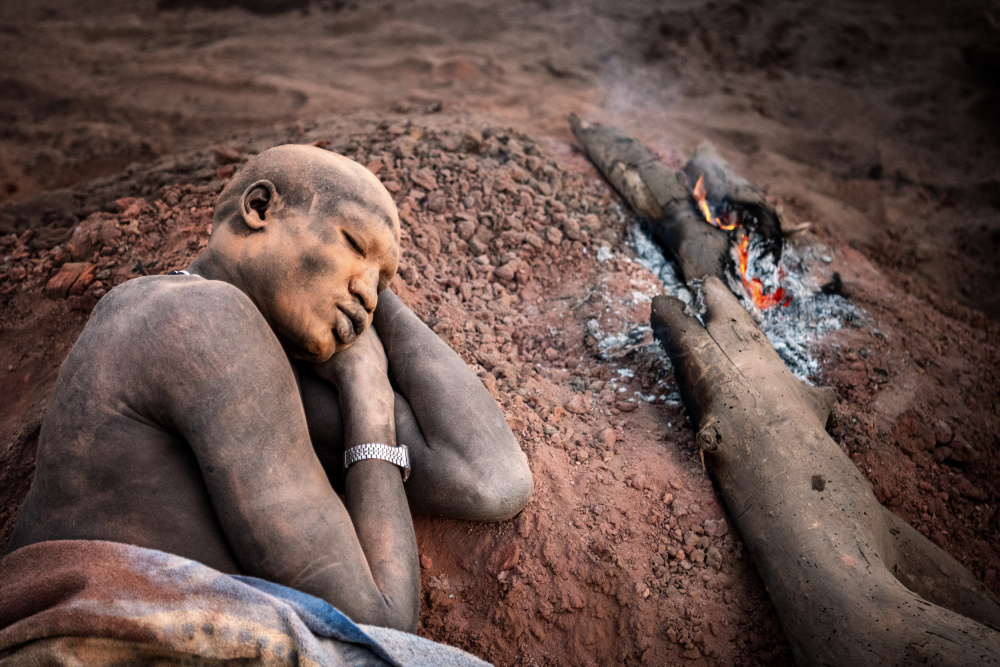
{"left": 571, "top": 118, "right": 1000, "bottom": 665}
{"left": 568, "top": 114, "right": 729, "bottom": 283}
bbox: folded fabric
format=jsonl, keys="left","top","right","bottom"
{"left": 0, "top": 540, "right": 488, "bottom": 666}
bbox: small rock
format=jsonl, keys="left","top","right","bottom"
{"left": 615, "top": 401, "right": 637, "bottom": 412}
{"left": 600, "top": 428, "right": 618, "bottom": 449}
{"left": 546, "top": 227, "right": 563, "bottom": 245}
{"left": 494, "top": 261, "right": 520, "bottom": 281}
{"left": 565, "top": 394, "right": 591, "bottom": 414}
{"left": 426, "top": 191, "right": 447, "bottom": 213}
{"left": 420, "top": 554, "right": 433, "bottom": 570}
{"left": 704, "top": 519, "right": 728, "bottom": 537}
{"left": 662, "top": 492, "right": 674, "bottom": 505}
{"left": 468, "top": 236, "right": 489, "bottom": 255}
{"left": 516, "top": 512, "right": 532, "bottom": 538}
{"left": 456, "top": 218, "right": 477, "bottom": 240}
{"left": 544, "top": 347, "right": 561, "bottom": 361}
{"left": 934, "top": 420, "right": 953, "bottom": 445}
{"left": 462, "top": 130, "right": 483, "bottom": 152}
{"left": 690, "top": 549, "right": 706, "bottom": 566}
{"left": 45, "top": 262, "right": 96, "bottom": 299}
{"left": 947, "top": 437, "right": 979, "bottom": 464}
{"left": 563, "top": 217, "right": 583, "bottom": 241}
{"left": 501, "top": 544, "right": 521, "bottom": 570}
{"left": 98, "top": 220, "right": 122, "bottom": 245}
{"left": 213, "top": 145, "right": 243, "bottom": 164}
{"left": 476, "top": 350, "right": 501, "bottom": 371}
{"left": 427, "top": 589, "right": 455, "bottom": 610}
{"left": 412, "top": 167, "right": 438, "bottom": 191}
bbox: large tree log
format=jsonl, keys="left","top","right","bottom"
{"left": 570, "top": 117, "right": 1000, "bottom": 665}
{"left": 651, "top": 280, "right": 1000, "bottom": 665}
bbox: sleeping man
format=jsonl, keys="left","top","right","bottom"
{"left": 1, "top": 145, "right": 533, "bottom": 665}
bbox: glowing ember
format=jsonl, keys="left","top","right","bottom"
{"left": 737, "top": 235, "right": 790, "bottom": 309}
{"left": 692, "top": 174, "right": 737, "bottom": 231}
{"left": 690, "top": 172, "right": 790, "bottom": 309}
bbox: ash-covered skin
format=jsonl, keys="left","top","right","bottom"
{"left": 6, "top": 145, "right": 532, "bottom": 632}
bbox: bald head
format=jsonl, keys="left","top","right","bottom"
{"left": 213, "top": 145, "right": 400, "bottom": 240}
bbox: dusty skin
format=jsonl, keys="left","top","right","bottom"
{"left": 5, "top": 145, "right": 533, "bottom": 631}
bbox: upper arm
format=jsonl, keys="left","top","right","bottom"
{"left": 130, "top": 282, "right": 378, "bottom": 602}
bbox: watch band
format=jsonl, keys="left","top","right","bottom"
{"left": 344, "top": 443, "right": 410, "bottom": 482}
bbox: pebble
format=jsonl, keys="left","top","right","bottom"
{"left": 565, "top": 394, "right": 591, "bottom": 414}
{"left": 420, "top": 554, "right": 433, "bottom": 570}
{"left": 546, "top": 227, "right": 563, "bottom": 245}
{"left": 456, "top": 218, "right": 477, "bottom": 240}
{"left": 934, "top": 420, "right": 953, "bottom": 445}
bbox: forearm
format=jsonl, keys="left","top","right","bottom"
{"left": 344, "top": 458, "right": 419, "bottom": 631}
{"left": 339, "top": 384, "right": 419, "bottom": 632}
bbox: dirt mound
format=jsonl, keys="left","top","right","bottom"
{"left": 2, "top": 114, "right": 999, "bottom": 665}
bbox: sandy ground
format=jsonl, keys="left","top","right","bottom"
{"left": 1, "top": 1, "right": 999, "bottom": 665}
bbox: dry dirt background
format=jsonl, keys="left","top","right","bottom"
{"left": 1, "top": 1, "right": 999, "bottom": 665}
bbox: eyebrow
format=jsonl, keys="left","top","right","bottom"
{"left": 328, "top": 192, "right": 394, "bottom": 230}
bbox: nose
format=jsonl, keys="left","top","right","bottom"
{"left": 349, "top": 267, "right": 379, "bottom": 313}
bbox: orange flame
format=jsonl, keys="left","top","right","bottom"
{"left": 737, "top": 235, "right": 790, "bottom": 309}
{"left": 692, "top": 174, "right": 737, "bottom": 231}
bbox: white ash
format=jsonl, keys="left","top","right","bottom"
{"left": 754, "top": 244, "right": 863, "bottom": 378}
{"left": 621, "top": 223, "right": 862, "bottom": 381}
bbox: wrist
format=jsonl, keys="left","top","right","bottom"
{"left": 344, "top": 443, "right": 410, "bottom": 482}
{"left": 343, "top": 413, "right": 395, "bottom": 449}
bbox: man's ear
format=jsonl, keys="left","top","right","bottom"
{"left": 240, "top": 180, "right": 277, "bottom": 230}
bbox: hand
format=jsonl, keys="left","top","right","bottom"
{"left": 313, "top": 325, "right": 395, "bottom": 447}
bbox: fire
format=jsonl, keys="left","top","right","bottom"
{"left": 737, "top": 235, "right": 790, "bottom": 309}
{"left": 692, "top": 174, "right": 737, "bottom": 231}
{"left": 691, "top": 172, "right": 790, "bottom": 309}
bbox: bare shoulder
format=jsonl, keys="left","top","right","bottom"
{"left": 73, "top": 275, "right": 283, "bottom": 388}
{"left": 95, "top": 275, "right": 263, "bottom": 330}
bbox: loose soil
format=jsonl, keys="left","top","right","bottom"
{"left": 1, "top": 1, "right": 999, "bottom": 666}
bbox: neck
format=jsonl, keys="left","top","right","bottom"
{"left": 186, "top": 248, "right": 239, "bottom": 286}
{"left": 186, "top": 245, "right": 273, "bottom": 329}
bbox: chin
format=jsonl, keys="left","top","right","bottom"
{"left": 283, "top": 330, "right": 336, "bottom": 363}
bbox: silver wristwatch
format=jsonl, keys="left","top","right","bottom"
{"left": 344, "top": 443, "right": 410, "bottom": 482}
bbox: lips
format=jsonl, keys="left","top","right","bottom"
{"left": 333, "top": 302, "right": 369, "bottom": 346}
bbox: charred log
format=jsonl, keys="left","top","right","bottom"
{"left": 683, "top": 141, "right": 783, "bottom": 264}
{"left": 568, "top": 114, "right": 729, "bottom": 283}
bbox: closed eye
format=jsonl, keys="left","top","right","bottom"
{"left": 342, "top": 230, "right": 365, "bottom": 257}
